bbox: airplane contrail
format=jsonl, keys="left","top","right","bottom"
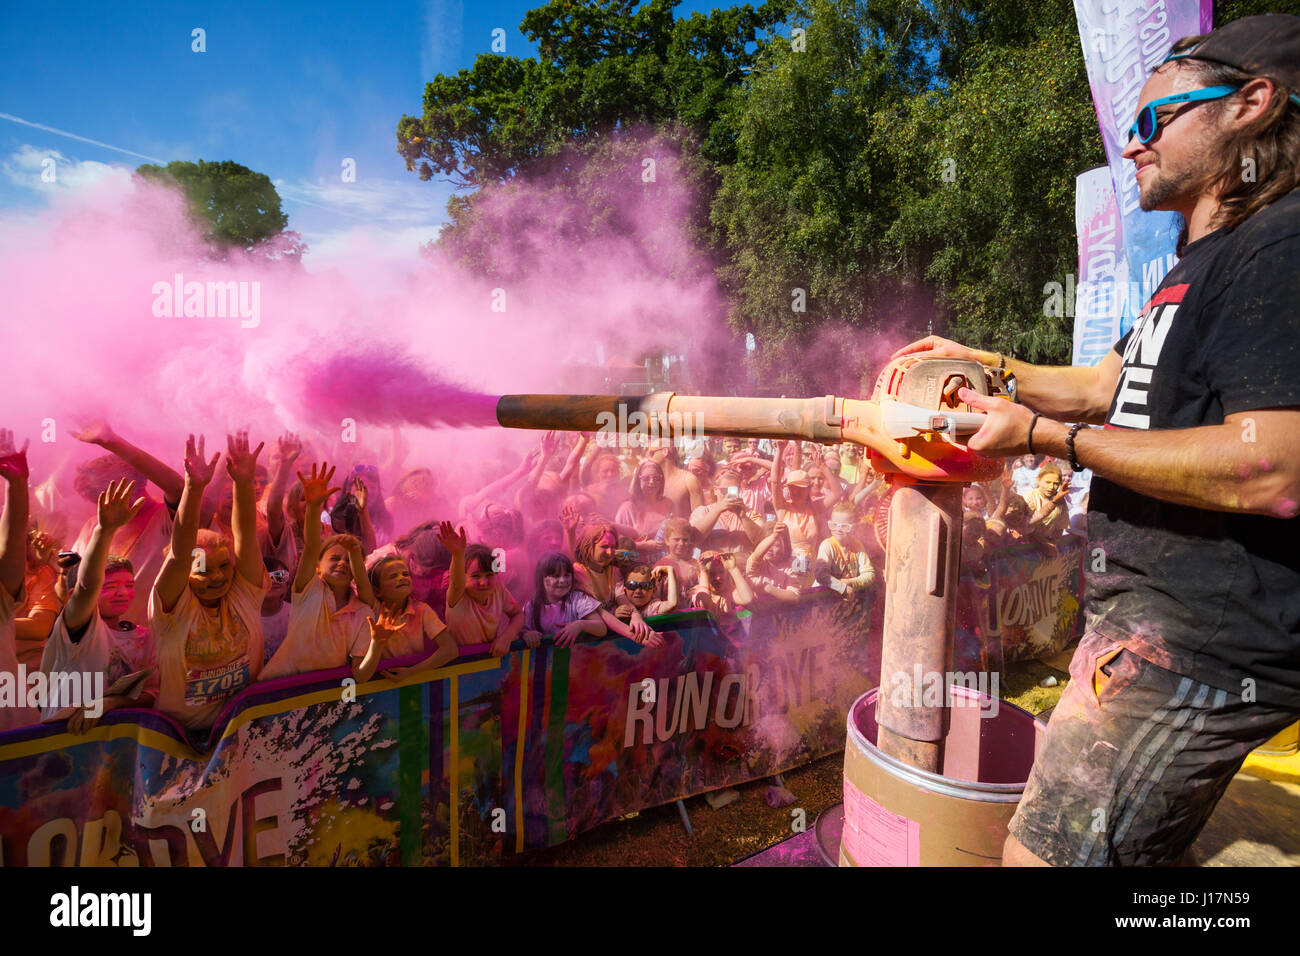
{"left": 0, "top": 111, "right": 168, "bottom": 163}
{"left": 1, "top": 110, "right": 377, "bottom": 222}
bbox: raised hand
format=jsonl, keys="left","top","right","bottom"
{"left": 719, "top": 552, "right": 737, "bottom": 571}
{"left": 183, "top": 434, "right": 220, "bottom": 487}
{"left": 274, "top": 431, "right": 303, "bottom": 468}
{"left": 352, "top": 478, "right": 369, "bottom": 512}
{"left": 224, "top": 431, "right": 265, "bottom": 485}
{"left": 98, "top": 478, "right": 146, "bottom": 531}
{"left": 367, "top": 607, "right": 409, "bottom": 649}
{"left": 437, "top": 521, "right": 467, "bottom": 555}
{"left": 539, "top": 430, "right": 560, "bottom": 460}
{"left": 0, "top": 429, "right": 29, "bottom": 483}
{"left": 72, "top": 422, "right": 119, "bottom": 446}
{"left": 560, "top": 502, "right": 580, "bottom": 534}
{"left": 297, "top": 462, "right": 341, "bottom": 507}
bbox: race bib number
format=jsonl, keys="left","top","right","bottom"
{"left": 184, "top": 658, "right": 251, "bottom": 706}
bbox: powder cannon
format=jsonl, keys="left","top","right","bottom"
{"left": 497, "top": 357, "right": 1014, "bottom": 775}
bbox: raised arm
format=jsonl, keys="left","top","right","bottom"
{"left": 265, "top": 432, "right": 302, "bottom": 548}
{"left": 770, "top": 441, "right": 788, "bottom": 508}
{"left": 224, "top": 432, "right": 267, "bottom": 586}
{"left": 293, "top": 462, "right": 339, "bottom": 595}
{"left": 461, "top": 447, "right": 539, "bottom": 517}
{"left": 0, "top": 431, "right": 30, "bottom": 600}
{"left": 345, "top": 535, "right": 375, "bottom": 606}
{"left": 438, "top": 522, "right": 467, "bottom": 610}
{"left": 720, "top": 553, "right": 755, "bottom": 606}
{"left": 354, "top": 607, "right": 407, "bottom": 682}
{"left": 64, "top": 479, "right": 145, "bottom": 636}
{"left": 73, "top": 422, "right": 184, "bottom": 505}
{"left": 155, "top": 435, "right": 220, "bottom": 614}
{"left": 557, "top": 433, "right": 589, "bottom": 489}
{"left": 350, "top": 477, "right": 378, "bottom": 555}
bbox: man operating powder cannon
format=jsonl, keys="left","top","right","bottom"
{"left": 894, "top": 14, "right": 1300, "bottom": 866}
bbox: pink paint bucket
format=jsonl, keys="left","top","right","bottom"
{"left": 838, "top": 686, "right": 1046, "bottom": 866}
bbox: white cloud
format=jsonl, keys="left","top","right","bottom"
{"left": 422, "top": 0, "right": 465, "bottom": 80}
{"left": 1, "top": 145, "right": 132, "bottom": 194}
{"left": 299, "top": 223, "right": 446, "bottom": 273}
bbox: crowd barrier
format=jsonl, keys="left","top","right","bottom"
{"left": 0, "top": 544, "right": 1083, "bottom": 866}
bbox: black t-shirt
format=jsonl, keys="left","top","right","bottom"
{"left": 1087, "top": 188, "right": 1300, "bottom": 704}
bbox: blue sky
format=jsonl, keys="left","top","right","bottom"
{"left": 0, "top": 0, "right": 726, "bottom": 269}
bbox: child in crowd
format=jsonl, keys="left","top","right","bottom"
{"left": 261, "top": 462, "right": 385, "bottom": 682}
{"left": 149, "top": 434, "right": 269, "bottom": 733}
{"left": 691, "top": 550, "right": 755, "bottom": 618}
{"left": 521, "top": 551, "right": 607, "bottom": 648}
{"left": 816, "top": 502, "right": 875, "bottom": 597}
{"left": 656, "top": 518, "right": 700, "bottom": 593}
{"left": 368, "top": 553, "right": 459, "bottom": 679}
{"left": 746, "top": 521, "right": 807, "bottom": 604}
{"left": 573, "top": 521, "right": 654, "bottom": 643}
{"left": 260, "top": 557, "right": 292, "bottom": 663}
{"left": 616, "top": 564, "right": 678, "bottom": 619}
{"left": 440, "top": 522, "right": 525, "bottom": 657}
{"left": 40, "top": 478, "right": 159, "bottom": 732}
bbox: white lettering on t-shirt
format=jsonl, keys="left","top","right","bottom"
{"left": 1110, "top": 301, "right": 1179, "bottom": 430}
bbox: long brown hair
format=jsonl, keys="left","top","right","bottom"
{"left": 1166, "top": 35, "right": 1300, "bottom": 240}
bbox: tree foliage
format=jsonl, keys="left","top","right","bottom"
{"left": 402, "top": 0, "right": 1281, "bottom": 390}
{"left": 135, "top": 159, "right": 303, "bottom": 263}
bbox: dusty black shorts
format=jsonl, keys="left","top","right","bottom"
{"left": 1007, "top": 629, "right": 1300, "bottom": 866}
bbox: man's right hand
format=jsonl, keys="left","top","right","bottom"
{"left": 890, "top": 335, "right": 990, "bottom": 365}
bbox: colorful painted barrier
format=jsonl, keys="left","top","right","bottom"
{"left": 0, "top": 543, "right": 1083, "bottom": 867}
{"left": 0, "top": 592, "right": 878, "bottom": 866}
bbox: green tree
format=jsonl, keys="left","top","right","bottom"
{"left": 397, "top": 0, "right": 794, "bottom": 188}
{"left": 135, "top": 159, "right": 300, "bottom": 261}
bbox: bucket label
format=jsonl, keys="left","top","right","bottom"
{"left": 842, "top": 776, "right": 921, "bottom": 866}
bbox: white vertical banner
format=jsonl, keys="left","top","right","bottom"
{"left": 1071, "top": 0, "right": 1212, "bottom": 355}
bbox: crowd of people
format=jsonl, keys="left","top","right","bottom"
{"left": 0, "top": 421, "right": 1087, "bottom": 740}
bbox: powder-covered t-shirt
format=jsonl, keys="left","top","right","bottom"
{"left": 446, "top": 580, "right": 519, "bottom": 646}
{"left": 524, "top": 590, "right": 602, "bottom": 634}
{"left": 149, "top": 572, "right": 267, "bottom": 730}
{"left": 1087, "top": 188, "right": 1300, "bottom": 702}
{"left": 383, "top": 600, "right": 448, "bottom": 659}
{"left": 39, "top": 610, "right": 158, "bottom": 721}
{"left": 260, "top": 575, "right": 372, "bottom": 679}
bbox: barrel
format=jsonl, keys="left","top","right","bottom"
{"left": 840, "top": 686, "right": 1045, "bottom": 866}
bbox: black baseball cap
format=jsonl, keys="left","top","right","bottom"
{"left": 1166, "top": 14, "right": 1300, "bottom": 107}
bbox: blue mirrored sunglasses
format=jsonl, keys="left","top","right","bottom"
{"left": 1127, "top": 86, "right": 1238, "bottom": 143}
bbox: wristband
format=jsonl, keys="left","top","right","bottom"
{"left": 1066, "top": 422, "right": 1085, "bottom": 472}
{"left": 1027, "top": 413, "right": 1041, "bottom": 456}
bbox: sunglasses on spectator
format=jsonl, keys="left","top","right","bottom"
{"left": 624, "top": 580, "right": 655, "bottom": 592}
{"left": 269, "top": 569, "right": 290, "bottom": 584}
{"left": 1126, "top": 85, "right": 1238, "bottom": 144}
{"left": 615, "top": 549, "right": 639, "bottom": 562}
{"left": 828, "top": 521, "right": 854, "bottom": 532}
